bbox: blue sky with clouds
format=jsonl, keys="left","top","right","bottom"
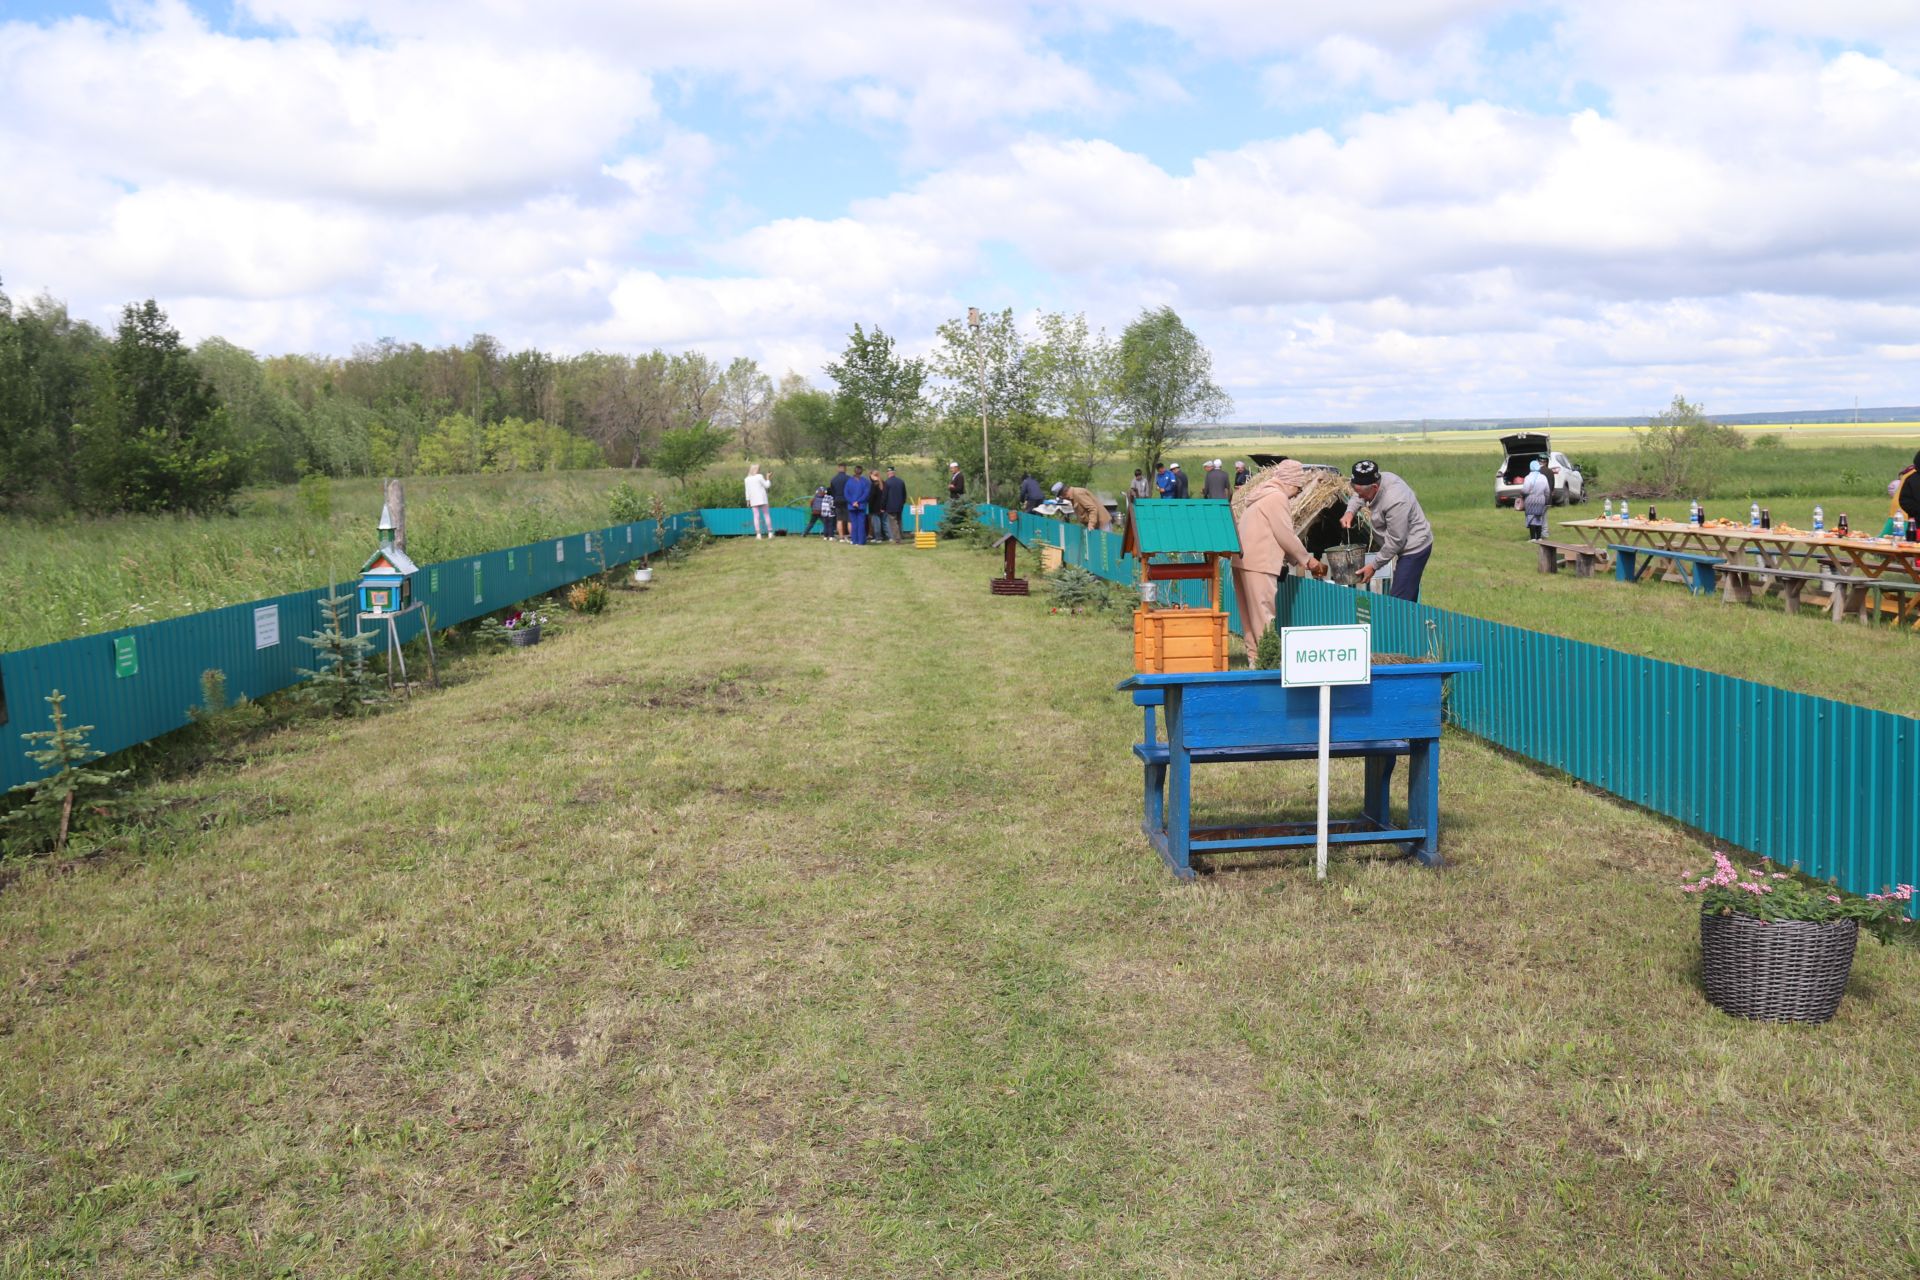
{"left": 3, "top": 0, "right": 1917, "bottom": 421}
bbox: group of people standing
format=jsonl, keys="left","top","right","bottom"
{"left": 795, "top": 463, "right": 910, "bottom": 545}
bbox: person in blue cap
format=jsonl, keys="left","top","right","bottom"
{"left": 843, "top": 465, "right": 873, "bottom": 545}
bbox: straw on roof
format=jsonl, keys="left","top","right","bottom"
{"left": 1232, "top": 462, "right": 1368, "bottom": 538}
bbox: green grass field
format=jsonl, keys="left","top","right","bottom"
{"left": 10, "top": 438, "right": 1920, "bottom": 719}
{"left": 3, "top": 537, "right": 1917, "bottom": 1277}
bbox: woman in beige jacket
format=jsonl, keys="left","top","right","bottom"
{"left": 1230, "top": 460, "right": 1324, "bottom": 648}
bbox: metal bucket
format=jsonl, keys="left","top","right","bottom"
{"left": 1324, "top": 544, "right": 1366, "bottom": 586}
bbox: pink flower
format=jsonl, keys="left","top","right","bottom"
{"left": 1827, "top": 896, "right": 1842, "bottom": 903}
{"left": 1771, "top": 873, "right": 1788, "bottom": 880}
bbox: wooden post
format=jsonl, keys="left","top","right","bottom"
{"left": 384, "top": 478, "right": 406, "bottom": 552}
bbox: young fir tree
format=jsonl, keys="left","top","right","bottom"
{"left": 296, "top": 592, "right": 380, "bottom": 715}
{"left": 1254, "top": 622, "right": 1283, "bottom": 670}
{"left": 4, "top": 689, "right": 130, "bottom": 854}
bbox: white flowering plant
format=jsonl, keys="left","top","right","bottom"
{"left": 1681, "top": 851, "right": 1913, "bottom": 929}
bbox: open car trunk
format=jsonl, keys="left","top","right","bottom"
{"left": 1500, "top": 432, "right": 1551, "bottom": 483}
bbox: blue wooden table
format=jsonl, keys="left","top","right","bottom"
{"left": 1117, "top": 662, "right": 1480, "bottom": 879}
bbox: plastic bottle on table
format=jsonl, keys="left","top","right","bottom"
{"left": 1690, "top": 499, "right": 1702, "bottom": 526}
{"left": 1813, "top": 505, "right": 1824, "bottom": 532}
{"left": 1603, "top": 498, "right": 1613, "bottom": 521}
{"left": 1749, "top": 502, "right": 1761, "bottom": 528}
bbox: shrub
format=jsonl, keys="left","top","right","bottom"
{"left": 189, "top": 668, "right": 266, "bottom": 744}
{"left": 608, "top": 480, "right": 650, "bottom": 524}
{"left": 1046, "top": 564, "right": 1106, "bottom": 610}
{"left": 939, "top": 495, "right": 981, "bottom": 540}
{"left": 1631, "top": 395, "right": 1746, "bottom": 498}
{"left": 1751, "top": 433, "right": 1783, "bottom": 451}
{"left": 1255, "top": 623, "right": 1282, "bottom": 669}
{"left": 567, "top": 580, "right": 609, "bottom": 614}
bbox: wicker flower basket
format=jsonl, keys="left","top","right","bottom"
{"left": 506, "top": 624, "right": 541, "bottom": 648}
{"left": 1699, "top": 911, "right": 1858, "bottom": 1023}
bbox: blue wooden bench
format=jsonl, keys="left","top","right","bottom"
{"left": 1609, "top": 543, "right": 1724, "bottom": 595}
{"left": 1117, "top": 663, "right": 1480, "bottom": 880}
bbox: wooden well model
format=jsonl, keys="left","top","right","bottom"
{"left": 1123, "top": 499, "right": 1240, "bottom": 673}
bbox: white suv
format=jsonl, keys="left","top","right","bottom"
{"left": 1494, "top": 433, "right": 1584, "bottom": 507}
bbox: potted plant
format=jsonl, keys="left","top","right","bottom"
{"left": 503, "top": 609, "right": 547, "bottom": 647}
{"left": 634, "top": 493, "right": 668, "bottom": 584}
{"left": 1681, "top": 850, "right": 1913, "bottom": 1023}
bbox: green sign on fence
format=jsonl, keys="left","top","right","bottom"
{"left": 113, "top": 635, "right": 138, "bottom": 678}
{"left": 473, "top": 562, "right": 483, "bottom": 605}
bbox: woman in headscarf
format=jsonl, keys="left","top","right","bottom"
{"left": 1520, "top": 458, "right": 1551, "bottom": 541}
{"left": 1229, "top": 459, "right": 1325, "bottom": 650}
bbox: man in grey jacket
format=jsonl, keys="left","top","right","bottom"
{"left": 1341, "top": 459, "right": 1434, "bottom": 602}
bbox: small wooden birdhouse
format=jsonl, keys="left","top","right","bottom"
{"left": 357, "top": 542, "right": 419, "bottom": 616}
{"left": 989, "top": 529, "right": 1030, "bottom": 596}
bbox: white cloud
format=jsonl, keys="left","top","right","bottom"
{"left": 3, "top": 1, "right": 1918, "bottom": 417}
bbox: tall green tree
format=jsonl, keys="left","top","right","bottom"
{"left": 769, "top": 375, "right": 840, "bottom": 463}
{"left": 78, "top": 300, "right": 249, "bottom": 513}
{"left": 1115, "top": 306, "right": 1231, "bottom": 474}
{"left": 928, "top": 308, "right": 1068, "bottom": 496}
{"left": 1030, "top": 310, "right": 1120, "bottom": 472}
{"left": 825, "top": 324, "right": 925, "bottom": 466}
{"left": 0, "top": 283, "right": 104, "bottom": 510}
{"left": 1632, "top": 394, "right": 1746, "bottom": 497}
{"left": 653, "top": 422, "right": 730, "bottom": 488}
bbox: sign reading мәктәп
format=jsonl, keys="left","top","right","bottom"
{"left": 1280, "top": 624, "right": 1372, "bottom": 687}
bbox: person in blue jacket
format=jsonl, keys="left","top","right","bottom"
{"left": 1019, "top": 472, "right": 1045, "bottom": 511}
{"left": 843, "top": 465, "right": 874, "bottom": 545}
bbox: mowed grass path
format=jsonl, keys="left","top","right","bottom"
{"left": 4, "top": 538, "right": 1918, "bottom": 1278}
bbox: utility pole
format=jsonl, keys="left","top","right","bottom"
{"left": 969, "top": 307, "right": 990, "bottom": 504}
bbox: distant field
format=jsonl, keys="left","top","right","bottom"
{"left": 1200, "top": 421, "right": 1920, "bottom": 454}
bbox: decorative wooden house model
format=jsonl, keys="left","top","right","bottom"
{"left": 357, "top": 506, "right": 419, "bottom": 615}
{"left": 1122, "top": 498, "right": 1240, "bottom": 673}
{"left": 990, "top": 530, "right": 1030, "bottom": 596}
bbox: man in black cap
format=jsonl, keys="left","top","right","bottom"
{"left": 1341, "top": 459, "right": 1433, "bottom": 602}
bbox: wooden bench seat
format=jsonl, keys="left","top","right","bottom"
{"left": 1609, "top": 544, "right": 1724, "bottom": 595}
{"left": 1714, "top": 562, "right": 1920, "bottom": 622}
{"left": 1536, "top": 538, "right": 1608, "bottom": 577}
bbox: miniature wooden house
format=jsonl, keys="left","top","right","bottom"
{"left": 990, "top": 528, "right": 1030, "bottom": 596}
{"left": 357, "top": 542, "right": 419, "bottom": 615}
{"left": 1122, "top": 498, "right": 1240, "bottom": 673}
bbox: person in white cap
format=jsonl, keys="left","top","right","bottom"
{"left": 1169, "top": 461, "right": 1189, "bottom": 499}
{"left": 947, "top": 461, "right": 965, "bottom": 500}
{"left": 1052, "top": 480, "right": 1111, "bottom": 530}
{"left": 1202, "top": 458, "right": 1231, "bottom": 500}
{"left": 1231, "top": 459, "right": 1325, "bottom": 648}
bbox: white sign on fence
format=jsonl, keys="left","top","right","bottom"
{"left": 253, "top": 604, "right": 280, "bottom": 650}
{"left": 1280, "top": 624, "right": 1372, "bottom": 688}
{"left": 1281, "top": 624, "right": 1373, "bottom": 881}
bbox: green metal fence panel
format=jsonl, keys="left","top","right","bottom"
{"left": 1, "top": 517, "right": 687, "bottom": 791}
{"left": 1275, "top": 576, "right": 1920, "bottom": 904}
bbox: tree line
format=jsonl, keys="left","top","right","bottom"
{"left": 1, "top": 277, "right": 1231, "bottom": 514}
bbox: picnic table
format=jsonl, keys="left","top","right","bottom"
{"left": 1561, "top": 518, "right": 1920, "bottom": 624}
{"left": 1118, "top": 661, "right": 1480, "bottom": 879}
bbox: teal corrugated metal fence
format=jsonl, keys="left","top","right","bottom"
{"left": 9, "top": 502, "right": 1916, "bottom": 905}
{"left": 1274, "top": 575, "right": 1920, "bottom": 900}
{"left": 0, "top": 515, "right": 692, "bottom": 790}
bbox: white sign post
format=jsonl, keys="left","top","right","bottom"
{"left": 1281, "top": 624, "right": 1373, "bottom": 880}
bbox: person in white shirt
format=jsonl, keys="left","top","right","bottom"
{"left": 744, "top": 463, "right": 773, "bottom": 539}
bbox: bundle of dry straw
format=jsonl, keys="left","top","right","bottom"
{"left": 1231, "top": 461, "right": 1368, "bottom": 538}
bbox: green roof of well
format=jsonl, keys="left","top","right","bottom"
{"left": 1127, "top": 499, "right": 1241, "bottom": 555}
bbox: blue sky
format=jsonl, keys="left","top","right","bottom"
{"left": 3, "top": 0, "right": 1918, "bottom": 421}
